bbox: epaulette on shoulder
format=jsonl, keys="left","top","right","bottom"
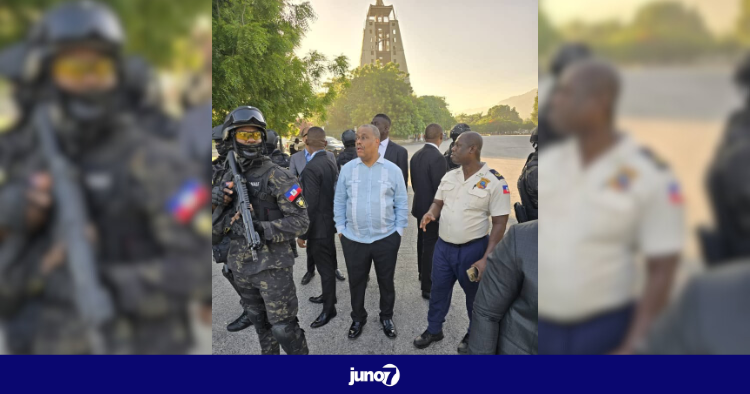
{"left": 489, "top": 169, "right": 505, "bottom": 180}
{"left": 639, "top": 147, "right": 669, "bottom": 170}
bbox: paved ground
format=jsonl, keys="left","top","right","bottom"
{"left": 212, "top": 135, "right": 533, "bottom": 354}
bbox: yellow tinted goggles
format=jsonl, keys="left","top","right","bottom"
{"left": 52, "top": 56, "right": 115, "bottom": 81}
{"left": 234, "top": 130, "right": 262, "bottom": 142}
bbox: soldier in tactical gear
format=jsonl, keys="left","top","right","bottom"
{"left": 336, "top": 129, "right": 357, "bottom": 170}
{"left": 445, "top": 123, "right": 471, "bottom": 170}
{"left": 0, "top": 1, "right": 210, "bottom": 354}
{"left": 212, "top": 106, "right": 310, "bottom": 355}
{"left": 514, "top": 128, "right": 538, "bottom": 223}
{"left": 264, "top": 129, "right": 298, "bottom": 258}
{"left": 123, "top": 55, "right": 178, "bottom": 140}
{"left": 700, "top": 52, "right": 750, "bottom": 265}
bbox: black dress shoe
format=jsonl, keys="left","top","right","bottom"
{"left": 414, "top": 329, "right": 444, "bottom": 349}
{"left": 380, "top": 319, "right": 397, "bottom": 339}
{"left": 311, "top": 310, "right": 337, "bottom": 328}
{"left": 457, "top": 333, "right": 470, "bottom": 354}
{"left": 421, "top": 291, "right": 430, "bottom": 300}
{"left": 309, "top": 294, "right": 337, "bottom": 304}
{"left": 226, "top": 311, "right": 253, "bottom": 332}
{"left": 335, "top": 269, "right": 346, "bottom": 281}
{"left": 348, "top": 321, "right": 366, "bottom": 339}
{"left": 301, "top": 271, "right": 315, "bottom": 285}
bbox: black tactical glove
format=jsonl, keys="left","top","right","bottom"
{"left": 212, "top": 185, "right": 225, "bottom": 207}
{"left": 253, "top": 221, "right": 265, "bottom": 242}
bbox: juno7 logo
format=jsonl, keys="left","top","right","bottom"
{"left": 348, "top": 364, "right": 400, "bottom": 386}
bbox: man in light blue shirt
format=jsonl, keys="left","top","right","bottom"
{"left": 334, "top": 124, "right": 408, "bottom": 340}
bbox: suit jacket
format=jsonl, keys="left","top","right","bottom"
{"left": 289, "top": 149, "right": 336, "bottom": 178}
{"left": 469, "top": 220, "right": 538, "bottom": 355}
{"left": 641, "top": 261, "right": 750, "bottom": 354}
{"left": 298, "top": 151, "right": 338, "bottom": 240}
{"left": 409, "top": 143, "right": 447, "bottom": 220}
{"left": 383, "top": 139, "right": 409, "bottom": 188}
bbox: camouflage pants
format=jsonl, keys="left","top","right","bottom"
{"left": 234, "top": 267, "right": 308, "bottom": 355}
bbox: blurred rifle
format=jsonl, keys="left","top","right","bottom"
{"left": 33, "top": 104, "right": 114, "bottom": 354}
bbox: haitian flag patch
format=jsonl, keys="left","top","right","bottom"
{"left": 167, "top": 179, "right": 209, "bottom": 224}
{"left": 668, "top": 182, "right": 683, "bottom": 205}
{"left": 502, "top": 185, "right": 510, "bottom": 194}
{"left": 285, "top": 184, "right": 302, "bottom": 202}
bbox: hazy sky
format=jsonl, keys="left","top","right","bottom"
{"left": 543, "top": 0, "right": 740, "bottom": 35}
{"left": 296, "top": 0, "right": 538, "bottom": 115}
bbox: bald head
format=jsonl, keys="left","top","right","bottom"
{"left": 306, "top": 126, "right": 327, "bottom": 150}
{"left": 549, "top": 58, "right": 621, "bottom": 136}
{"left": 451, "top": 131, "right": 483, "bottom": 165}
{"left": 460, "top": 132, "right": 483, "bottom": 155}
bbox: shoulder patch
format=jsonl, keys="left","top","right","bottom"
{"left": 639, "top": 147, "right": 669, "bottom": 170}
{"left": 489, "top": 169, "right": 504, "bottom": 180}
{"left": 295, "top": 196, "right": 307, "bottom": 208}
{"left": 285, "top": 184, "right": 302, "bottom": 202}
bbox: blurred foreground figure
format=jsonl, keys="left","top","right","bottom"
{"left": 539, "top": 60, "right": 684, "bottom": 354}
{"left": 538, "top": 43, "right": 591, "bottom": 150}
{"left": 212, "top": 106, "right": 310, "bottom": 355}
{"left": 469, "top": 220, "right": 538, "bottom": 355}
{"left": 515, "top": 128, "right": 538, "bottom": 223}
{"left": 0, "top": 1, "right": 210, "bottom": 354}
{"left": 700, "top": 52, "right": 750, "bottom": 264}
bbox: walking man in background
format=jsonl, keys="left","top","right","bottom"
{"left": 335, "top": 124, "right": 408, "bottom": 340}
{"left": 410, "top": 124, "right": 447, "bottom": 299}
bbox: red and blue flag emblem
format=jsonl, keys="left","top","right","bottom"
{"left": 502, "top": 185, "right": 510, "bottom": 194}
{"left": 167, "top": 179, "right": 209, "bottom": 224}
{"left": 669, "top": 182, "right": 683, "bottom": 205}
{"left": 285, "top": 184, "right": 302, "bottom": 202}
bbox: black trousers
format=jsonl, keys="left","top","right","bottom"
{"left": 341, "top": 231, "right": 401, "bottom": 322}
{"left": 307, "top": 236, "right": 338, "bottom": 273}
{"left": 416, "top": 221, "right": 439, "bottom": 293}
{"left": 308, "top": 235, "right": 337, "bottom": 312}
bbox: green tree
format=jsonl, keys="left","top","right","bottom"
{"left": 539, "top": 1, "right": 560, "bottom": 60}
{"left": 324, "top": 61, "right": 423, "bottom": 138}
{"left": 486, "top": 105, "right": 522, "bottom": 123}
{"left": 530, "top": 94, "right": 538, "bottom": 125}
{"left": 416, "top": 96, "right": 456, "bottom": 131}
{"left": 0, "top": 0, "right": 208, "bottom": 67}
{"left": 212, "top": 0, "right": 347, "bottom": 134}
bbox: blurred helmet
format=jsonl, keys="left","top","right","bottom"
{"left": 212, "top": 125, "right": 231, "bottom": 157}
{"left": 550, "top": 43, "right": 591, "bottom": 78}
{"left": 29, "top": 1, "right": 124, "bottom": 59}
{"left": 530, "top": 127, "right": 538, "bottom": 149}
{"left": 123, "top": 55, "right": 158, "bottom": 108}
{"left": 341, "top": 129, "right": 356, "bottom": 146}
{"left": 0, "top": 42, "right": 28, "bottom": 82}
{"left": 223, "top": 106, "right": 267, "bottom": 162}
{"left": 450, "top": 123, "right": 471, "bottom": 142}
{"left": 735, "top": 51, "right": 750, "bottom": 89}
{"left": 265, "top": 129, "right": 279, "bottom": 154}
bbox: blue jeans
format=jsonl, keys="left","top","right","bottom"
{"left": 427, "top": 236, "right": 489, "bottom": 334}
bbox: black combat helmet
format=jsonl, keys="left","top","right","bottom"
{"left": 222, "top": 106, "right": 267, "bottom": 162}
{"left": 27, "top": 1, "right": 125, "bottom": 128}
{"left": 450, "top": 123, "right": 471, "bottom": 142}
{"left": 550, "top": 43, "right": 591, "bottom": 78}
{"left": 530, "top": 127, "right": 538, "bottom": 150}
{"left": 265, "top": 129, "right": 279, "bottom": 155}
{"left": 735, "top": 51, "right": 750, "bottom": 92}
{"left": 212, "top": 125, "right": 231, "bottom": 157}
{"left": 341, "top": 129, "right": 356, "bottom": 147}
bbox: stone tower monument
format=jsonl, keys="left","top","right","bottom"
{"left": 359, "top": 0, "right": 409, "bottom": 81}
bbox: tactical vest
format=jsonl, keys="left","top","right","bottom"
{"left": 226, "top": 160, "right": 284, "bottom": 240}
{"left": 516, "top": 151, "right": 538, "bottom": 222}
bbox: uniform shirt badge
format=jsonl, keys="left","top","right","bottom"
{"left": 295, "top": 196, "right": 307, "bottom": 208}
{"left": 608, "top": 166, "right": 638, "bottom": 191}
{"left": 476, "top": 177, "right": 490, "bottom": 189}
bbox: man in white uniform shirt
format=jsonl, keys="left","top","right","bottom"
{"left": 539, "top": 59, "right": 684, "bottom": 354}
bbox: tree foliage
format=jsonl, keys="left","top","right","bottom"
{"left": 212, "top": 0, "right": 347, "bottom": 134}
{"left": 456, "top": 103, "right": 535, "bottom": 135}
{"left": 738, "top": 0, "right": 750, "bottom": 47}
{"left": 531, "top": 94, "right": 538, "bottom": 125}
{"left": 416, "top": 95, "right": 456, "bottom": 132}
{"left": 0, "top": 0, "right": 208, "bottom": 67}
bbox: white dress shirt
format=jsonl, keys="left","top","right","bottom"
{"left": 378, "top": 137, "right": 389, "bottom": 159}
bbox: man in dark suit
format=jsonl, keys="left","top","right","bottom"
{"left": 297, "top": 127, "right": 339, "bottom": 328}
{"left": 372, "top": 114, "right": 409, "bottom": 187}
{"left": 409, "top": 124, "right": 447, "bottom": 299}
{"left": 469, "top": 220, "right": 538, "bottom": 355}
{"left": 289, "top": 127, "right": 344, "bottom": 285}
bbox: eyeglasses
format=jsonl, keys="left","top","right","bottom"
{"left": 52, "top": 55, "right": 115, "bottom": 82}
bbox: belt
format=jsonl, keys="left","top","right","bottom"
{"left": 439, "top": 235, "right": 488, "bottom": 248}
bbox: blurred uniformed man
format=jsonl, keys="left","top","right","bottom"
{"left": 539, "top": 59, "right": 684, "bottom": 354}
{"left": 514, "top": 128, "right": 538, "bottom": 222}
{"left": 336, "top": 129, "right": 357, "bottom": 170}
{"left": 212, "top": 106, "right": 310, "bottom": 355}
{"left": 415, "top": 131, "right": 511, "bottom": 354}
{"left": 0, "top": 1, "right": 210, "bottom": 354}
{"left": 444, "top": 123, "right": 470, "bottom": 170}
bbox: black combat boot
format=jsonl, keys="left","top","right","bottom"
{"left": 226, "top": 311, "right": 254, "bottom": 332}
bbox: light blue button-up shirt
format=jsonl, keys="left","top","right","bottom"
{"left": 304, "top": 148, "right": 324, "bottom": 162}
{"left": 334, "top": 154, "right": 408, "bottom": 244}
